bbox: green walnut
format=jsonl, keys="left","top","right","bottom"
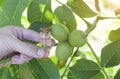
{"left": 50, "top": 23, "right": 69, "bottom": 41}
{"left": 56, "top": 41, "right": 74, "bottom": 61}
{"left": 69, "top": 30, "right": 87, "bottom": 47}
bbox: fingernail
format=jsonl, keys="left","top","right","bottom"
{"left": 37, "top": 48, "right": 45, "bottom": 57}
{"left": 44, "top": 50, "right": 50, "bottom": 57}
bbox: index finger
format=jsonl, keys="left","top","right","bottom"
{"left": 14, "top": 26, "right": 42, "bottom": 42}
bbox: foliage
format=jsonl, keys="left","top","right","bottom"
{"left": 0, "top": 0, "right": 120, "bottom": 79}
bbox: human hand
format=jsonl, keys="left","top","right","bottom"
{"left": 0, "top": 26, "right": 55, "bottom": 66}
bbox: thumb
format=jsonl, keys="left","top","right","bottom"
{"left": 10, "top": 39, "right": 46, "bottom": 58}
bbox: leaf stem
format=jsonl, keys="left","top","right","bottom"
{"left": 61, "top": 48, "right": 79, "bottom": 79}
{"left": 85, "top": 16, "right": 99, "bottom": 35}
{"left": 98, "top": 16, "right": 120, "bottom": 20}
{"left": 87, "top": 42, "right": 109, "bottom": 79}
{"left": 55, "top": 0, "right": 66, "bottom": 6}
{"left": 95, "top": 0, "right": 101, "bottom": 13}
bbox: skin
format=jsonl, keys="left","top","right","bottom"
{"left": 0, "top": 26, "right": 55, "bottom": 66}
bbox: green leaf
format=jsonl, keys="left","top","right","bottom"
{"left": 70, "top": 59, "right": 100, "bottom": 79}
{"left": 114, "top": 68, "right": 120, "bottom": 79}
{"left": 67, "top": 72, "right": 76, "bottom": 79}
{"left": 101, "top": 41, "right": 120, "bottom": 67}
{"left": 109, "top": 28, "right": 120, "bottom": 42}
{"left": 19, "top": 63, "right": 33, "bottom": 79}
{"left": 1, "top": 65, "right": 19, "bottom": 79}
{"left": 0, "top": 0, "right": 28, "bottom": 27}
{"left": 91, "top": 72, "right": 105, "bottom": 79}
{"left": 0, "top": 0, "right": 3, "bottom": 5}
{"left": 0, "top": 67, "right": 4, "bottom": 78}
{"left": 54, "top": 6, "right": 77, "bottom": 32}
{"left": 27, "top": 0, "right": 53, "bottom": 24}
{"left": 28, "top": 58, "right": 60, "bottom": 79}
{"left": 29, "top": 22, "right": 52, "bottom": 32}
{"left": 67, "top": 0, "right": 97, "bottom": 18}
{"left": 10, "top": 65, "right": 20, "bottom": 79}
{"left": 1, "top": 66, "right": 11, "bottom": 79}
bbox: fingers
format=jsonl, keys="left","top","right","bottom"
{"left": 11, "top": 54, "right": 32, "bottom": 64}
{"left": 40, "top": 31, "right": 56, "bottom": 47}
{"left": 44, "top": 49, "right": 50, "bottom": 57}
{"left": 13, "top": 26, "right": 42, "bottom": 42}
{"left": 10, "top": 50, "right": 50, "bottom": 65}
{"left": 11, "top": 55, "right": 25, "bottom": 64}
{"left": 13, "top": 26, "right": 56, "bottom": 46}
{"left": 0, "top": 54, "right": 32, "bottom": 66}
{"left": 7, "top": 26, "right": 55, "bottom": 47}
{"left": 10, "top": 39, "right": 46, "bottom": 58}
{"left": 0, "top": 51, "right": 50, "bottom": 66}
{"left": 41, "top": 35, "right": 56, "bottom": 47}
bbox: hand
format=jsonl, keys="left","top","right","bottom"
{"left": 0, "top": 26, "right": 55, "bottom": 66}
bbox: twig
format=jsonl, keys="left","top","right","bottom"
{"left": 61, "top": 48, "right": 79, "bottom": 79}
{"left": 87, "top": 42, "right": 109, "bottom": 79}
{"left": 98, "top": 16, "right": 120, "bottom": 20}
